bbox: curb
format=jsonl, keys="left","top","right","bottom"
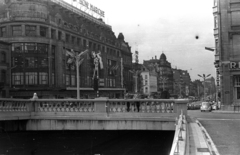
{"left": 196, "top": 120, "right": 220, "bottom": 155}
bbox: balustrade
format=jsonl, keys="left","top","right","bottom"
{"left": 0, "top": 98, "right": 188, "bottom": 120}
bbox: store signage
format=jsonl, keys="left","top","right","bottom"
{"left": 229, "top": 61, "right": 240, "bottom": 70}
{"left": 74, "top": 0, "right": 105, "bottom": 17}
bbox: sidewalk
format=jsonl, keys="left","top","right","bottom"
{"left": 212, "top": 110, "right": 240, "bottom": 114}
{"left": 188, "top": 121, "right": 211, "bottom": 155}
{"left": 187, "top": 120, "right": 220, "bottom": 155}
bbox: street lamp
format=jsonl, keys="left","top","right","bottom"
{"left": 198, "top": 74, "right": 211, "bottom": 100}
{"left": 66, "top": 47, "right": 89, "bottom": 99}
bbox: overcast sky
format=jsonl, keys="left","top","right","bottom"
{"left": 65, "top": 0, "right": 215, "bottom": 81}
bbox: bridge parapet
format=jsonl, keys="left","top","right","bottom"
{"left": 0, "top": 98, "right": 188, "bottom": 120}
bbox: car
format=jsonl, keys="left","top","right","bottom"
{"left": 200, "top": 102, "right": 212, "bottom": 112}
{"left": 212, "top": 103, "right": 218, "bottom": 110}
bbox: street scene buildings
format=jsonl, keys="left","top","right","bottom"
{"left": 0, "top": 0, "right": 216, "bottom": 101}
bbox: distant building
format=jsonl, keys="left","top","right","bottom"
{"left": 143, "top": 53, "right": 174, "bottom": 94}
{"left": 141, "top": 65, "right": 157, "bottom": 95}
{"left": 172, "top": 69, "right": 191, "bottom": 98}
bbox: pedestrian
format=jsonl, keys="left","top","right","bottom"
{"left": 32, "top": 93, "right": 38, "bottom": 99}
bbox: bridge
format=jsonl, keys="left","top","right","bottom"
{"left": 0, "top": 98, "right": 187, "bottom": 131}
{"left": 0, "top": 98, "right": 189, "bottom": 154}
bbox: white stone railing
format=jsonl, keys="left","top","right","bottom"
{"left": 0, "top": 98, "right": 188, "bottom": 120}
{"left": 169, "top": 111, "right": 187, "bottom": 155}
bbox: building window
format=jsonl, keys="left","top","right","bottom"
{"left": 12, "top": 25, "right": 22, "bottom": 36}
{"left": 0, "top": 27, "right": 6, "bottom": 37}
{"left": 66, "top": 74, "right": 70, "bottom": 86}
{"left": 1, "top": 70, "right": 6, "bottom": 83}
{"left": 25, "top": 43, "right": 36, "bottom": 53}
{"left": 58, "top": 31, "right": 62, "bottom": 40}
{"left": 51, "top": 29, "right": 56, "bottom": 39}
{"left": 0, "top": 51, "right": 6, "bottom": 63}
{"left": 38, "top": 44, "right": 48, "bottom": 53}
{"left": 71, "top": 75, "right": 75, "bottom": 86}
{"left": 25, "top": 57, "right": 37, "bottom": 68}
{"left": 12, "top": 72, "right": 24, "bottom": 85}
{"left": 52, "top": 73, "right": 55, "bottom": 85}
{"left": 235, "top": 76, "right": 240, "bottom": 99}
{"left": 77, "top": 38, "right": 81, "bottom": 46}
{"left": 214, "top": 0, "right": 217, "bottom": 7}
{"left": 25, "top": 25, "right": 36, "bottom": 36}
{"left": 72, "top": 36, "right": 75, "bottom": 44}
{"left": 25, "top": 72, "right": 37, "bottom": 85}
{"left": 214, "top": 16, "right": 218, "bottom": 29}
{"left": 39, "top": 72, "right": 48, "bottom": 85}
{"left": 40, "top": 26, "right": 47, "bottom": 37}
{"left": 66, "top": 34, "right": 70, "bottom": 43}
{"left": 12, "top": 43, "right": 24, "bottom": 53}
{"left": 83, "top": 39, "right": 87, "bottom": 48}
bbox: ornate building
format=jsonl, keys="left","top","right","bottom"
{"left": 0, "top": 0, "right": 132, "bottom": 98}
{"left": 143, "top": 53, "right": 174, "bottom": 94}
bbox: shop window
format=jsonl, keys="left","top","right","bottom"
{"left": 25, "top": 43, "right": 36, "bottom": 53}
{"left": 12, "top": 43, "right": 24, "bottom": 53}
{"left": 39, "top": 57, "right": 48, "bottom": 67}
{"left": 39, "top": 72, "right": 48, "bottom": 85}
{"left": 12, "top": 72, "right": 24, "bottom": 85}
{"left": 0, "top": 51, "right": 6, "bottom": 63}
{"left": 37, "top": 44, "right": 48, "bottom": 53}
{"left": 25, "top": 57, "right": 37, "bottom": 68}
{"left": 40, "top": 26, "right": 47, "bottom": 37}
{"left": 12, "top": 25, "right": 22, "bottom": 36}
{"left": 0, "top": 27, "right": 6, "bottom": 37}
{"left": 25, "top": 72, "right": 37, "bottom": 85}
{"left": 25, "top": 25, "right": 36, "bottom": 36}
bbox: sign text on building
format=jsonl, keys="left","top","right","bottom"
{"left": 230, "top": 61, "right": 240, "bottom": 70}
{"left": 75, "top": 0, "right": 105, "bottom": 17}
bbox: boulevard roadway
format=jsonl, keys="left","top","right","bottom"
{"left": 188, "top": 110, "right": 240, "bottom": 155}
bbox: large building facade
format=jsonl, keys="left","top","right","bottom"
{"left": 213, "top": 0, "right": 240, "bottom": 108}
{"left": 0, "top": 0, "right": 133, "bottom": 98}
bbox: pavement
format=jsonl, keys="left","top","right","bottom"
{"left": 188, "top": 120, "right": 220, "bottom": 155}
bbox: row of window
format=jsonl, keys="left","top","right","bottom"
{"left": 12, "top": 43, "right": 48, "bottom": 53}
{"left": 12, "top": 72, "right": 52, "bottom": 85}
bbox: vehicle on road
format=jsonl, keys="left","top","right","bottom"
{"left": 200, "top": 102, "right": 212, "bottom": 112}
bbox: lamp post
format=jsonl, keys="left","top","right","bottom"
{"left": 198, "top": 74, "right": 211, "bottom": 100}
{"left": 66, "top": 47, "right": 89, "bottom": 99}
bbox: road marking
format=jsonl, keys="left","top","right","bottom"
{"left": 197, "top": 118, "right": 240, "bottom": 121}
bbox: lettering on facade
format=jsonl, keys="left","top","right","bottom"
{"left": 11, "top": 11, "right": 47, "bottom": 22}
{"left": 230, "top": 61, "right": 240, "bottom": 70}
{"left": 76, "top": 0, "right": 105, "bottom": 17}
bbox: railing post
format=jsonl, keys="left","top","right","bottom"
{"left": 174, "top": 99, "right": 188, "bottom": 116}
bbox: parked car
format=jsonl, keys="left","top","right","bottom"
{"left": 200, "top": 102, "right": 212, "bottom": 112}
